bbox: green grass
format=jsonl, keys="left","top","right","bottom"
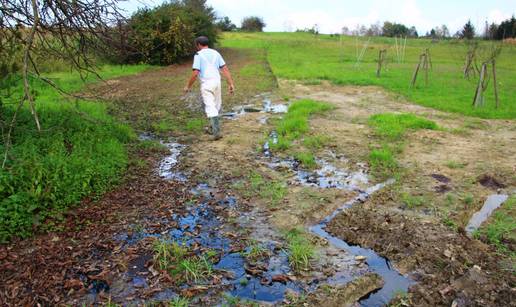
{"left": 221, "top": 32, "right": 516, "bottom": 119}
{"left": 267, "top": 100, "right": 334, "bottom": 171}
{"left": 445, "top": 160, "right": 467, "bottom": 169}
{"left": 0, "top": 64, "right": 149, "bottom": 242}
{"left": 241, "top": 240, "right": 269, "bottom": 262}
{"left": 368, "top": 146, "right": 399, "bottom": 177}
{"left": 240, "top": 171, "right": 287, "bottom": 207}
{"left": 285, "top": 228, "right": 316, "bottom": 272}
{"left": 168, "top": 297, "right": 189, "bottom": 307}
{"left": 303, "top": 135, "right": 332, "bottom": 150}
{"left": 153, "top": 238, "right": 214, "bottom": 283}
{"left": 293, "top": 151, "right": 317, "bottom": 169}
{"left": 277, "top": 99, "right": 334, "bottom": 140}
{"left": 401, "top": 192, "right": 427, "bottom": 209}
{"left": 366, "top": 113, "right": 438, "bottom": 178}
{"left": 475, "top": 196, "right": 515, "bottom": 256}
{"left": 368, "top": 113, "right": 439, "bottom": 141}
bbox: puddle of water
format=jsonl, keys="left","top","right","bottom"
{"left": 296, "top": 159, "right": 369, "bottom": 191}
{"left": 266, "top": 156, "right": 369, "bottom": 192}
{"left": 158, "top": 141, "right": 187, "bottom": 181}
{"left": 222, "top": 98, "right": 288, "bottom": 120}
{"left": 309, "top": 180, "right": 414, "bottom": 306}
{"left": 262, "top": 133, "right": 414, "bottom": 305}
{"left": 138, "top": 132, "right": 187, "bottom": 181}
{"left": 263, "top": 99, "right": 288, "bottom": 113}
{"left": 466, "top": 194, "right": 509, "bottom": 235}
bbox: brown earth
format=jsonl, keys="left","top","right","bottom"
{"left": 0, "top": 145, "right": 192, "bottom": 305}
{"left": 327, "top": 204, "right": 516, "bottom": 306}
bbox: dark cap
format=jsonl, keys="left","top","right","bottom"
{"left": 195, "top": 36, "right": 209, "bottom": 46}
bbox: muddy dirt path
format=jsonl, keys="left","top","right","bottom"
{"left": 1, "top": 49, "right": 514, "bottom": 306}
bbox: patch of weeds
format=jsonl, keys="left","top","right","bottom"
{"left": 137, "top": 139, "right": 168, "bottom": 151}
{"left": 293, "top": 151, "right": 317, "bottom": 169}
{"left": 105, "top": 297, "right": 120, "bottom": 307}
{"left": 184, "top": 118, "right": 205, "bottom": 133}
{"left": 276, "top": 99, "right": 334, "bottom": 142}
{"left": 239, "top": 278, "right": 249, "bottom": 286}
{"left": 442, "top": 213, "right": 457, "bottom": 230}
{"left": 131, "top": 223, "right": 145, "bottom": 234}
{"left": 401, "top": 193, "right": 426, "bottom": 209}
{"left": 152, "top": 119, "right": 179, "bottom": 133}
{"left": 368, "top": 146, "right": 398, "bottom": 178}
{"left": 463, "top": 118, "right": 489, "bottom": 130}
{"left": 153, "top": 239, "right": 188, "bottom": 271}
{"left": 241, "top": 240, "right": 269, "bottom": 262}
{"left": 389, "top": 290, "right": 411, "bottom": 307}
{"left": 303, "top": 135, "right": 332, "bottom": 150}
{"left": 130, "top": 158, "right": 148, "bottom": 170}
{"left": 269, "top": 135, "right": 291, "bottom": 151}
{"left": 246, "top": 171, "right": 287, "bottom": 207}
{"left": 285, "top": 228, "right": 315, "bottom": 272}
{"left": 168, "top": 297, "right": 189, "bottom": 307}
{"left": 368, "top": 113, "right": 439, "bottom": 141}
{"left": 180, "top": 256, "right": 213, "bottom": 283}
{"left": 475, "top": 196, "right": 515, "bottom": 255}
{"left": 222, "top": 294, "right": 259, "bottom": 307}
{"left": 445, "top": 193, "right": 456, "bottom": 207}
{"left": 152, "top": 239, "right": 214, "bottom": 283}
{"left": 445, "top": 160, "right": 466, "bottom": 169}
{"left": 449, "top": 127, "right": 471, "bottom": 136}
{"left": 463, "top": 194, "right": 474, "bottom": 206}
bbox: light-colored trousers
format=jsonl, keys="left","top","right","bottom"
{"left": 200, "top": 80, "right": 222, "bottom": 118}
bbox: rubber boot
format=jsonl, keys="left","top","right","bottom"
{"left": 210, "top": 116, "right": 222, "bottom": 140}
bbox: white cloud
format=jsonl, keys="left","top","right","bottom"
{"left": 488, "top": 9, "right": 511, "bottom": 24}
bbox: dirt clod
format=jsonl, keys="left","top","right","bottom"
{"left": 477, "top": 174, "right": 506, "bottom": 189}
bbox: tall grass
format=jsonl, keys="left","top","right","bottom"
{"left": 0, "top": 65, "right": 149, "bottom": 242}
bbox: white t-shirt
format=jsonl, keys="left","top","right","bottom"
{"left": 192, "top": 48, "right": 226, "bottom": 83}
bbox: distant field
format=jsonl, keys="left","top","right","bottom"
{"left": 221, "top": 32, "right": 516, "bottom": 119}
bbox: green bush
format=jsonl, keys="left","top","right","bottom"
{"left": 125, "top": 0, "right": 218, "bottom": 65}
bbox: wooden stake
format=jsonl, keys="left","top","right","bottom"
{"left": 492, "top": 59, "right": 499, "bottom": 108}
{"left": 377, "top": 49, "right": 386, "bottom": 77}
{"left": 473, "top": 63, "right": 487, "bottom": 107}
{"left": 411, "top": 54, "right": 423, "bottom": 88}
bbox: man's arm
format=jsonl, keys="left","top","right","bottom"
{"left": 220, "top": 65, "right": 235, "bottom": 95}
{"left": 184, "top": 70, "right": 199, "bottom": 94}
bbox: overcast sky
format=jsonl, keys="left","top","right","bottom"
{"left": 121, "top": 0, "right": 515, "bottom": 34}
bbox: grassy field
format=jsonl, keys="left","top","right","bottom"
{"left": 221, "top": 32, "right": 516, "bottom": 119}
{"left": 0, "top": 65, "right": 150, "bottom": 241}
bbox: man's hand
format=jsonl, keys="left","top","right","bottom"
{"left": 228, "top": 83, "right": 235, "bottom": 95}
{"left": 183, "top": 86, "right": 191, "bottom": 94}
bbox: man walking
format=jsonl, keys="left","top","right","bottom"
{"left": 184, "top": 36, "right": 235, "bottom": 140}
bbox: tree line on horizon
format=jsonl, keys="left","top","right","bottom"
{"left": 218, "top": 15, "right": 516, "bottom": 42}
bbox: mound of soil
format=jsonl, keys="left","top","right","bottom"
{"left": 477, "top": 174, "right": 506, "bottom": 190}
{"left": 327, "top": 207, "right": 515, "bottom": 306}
